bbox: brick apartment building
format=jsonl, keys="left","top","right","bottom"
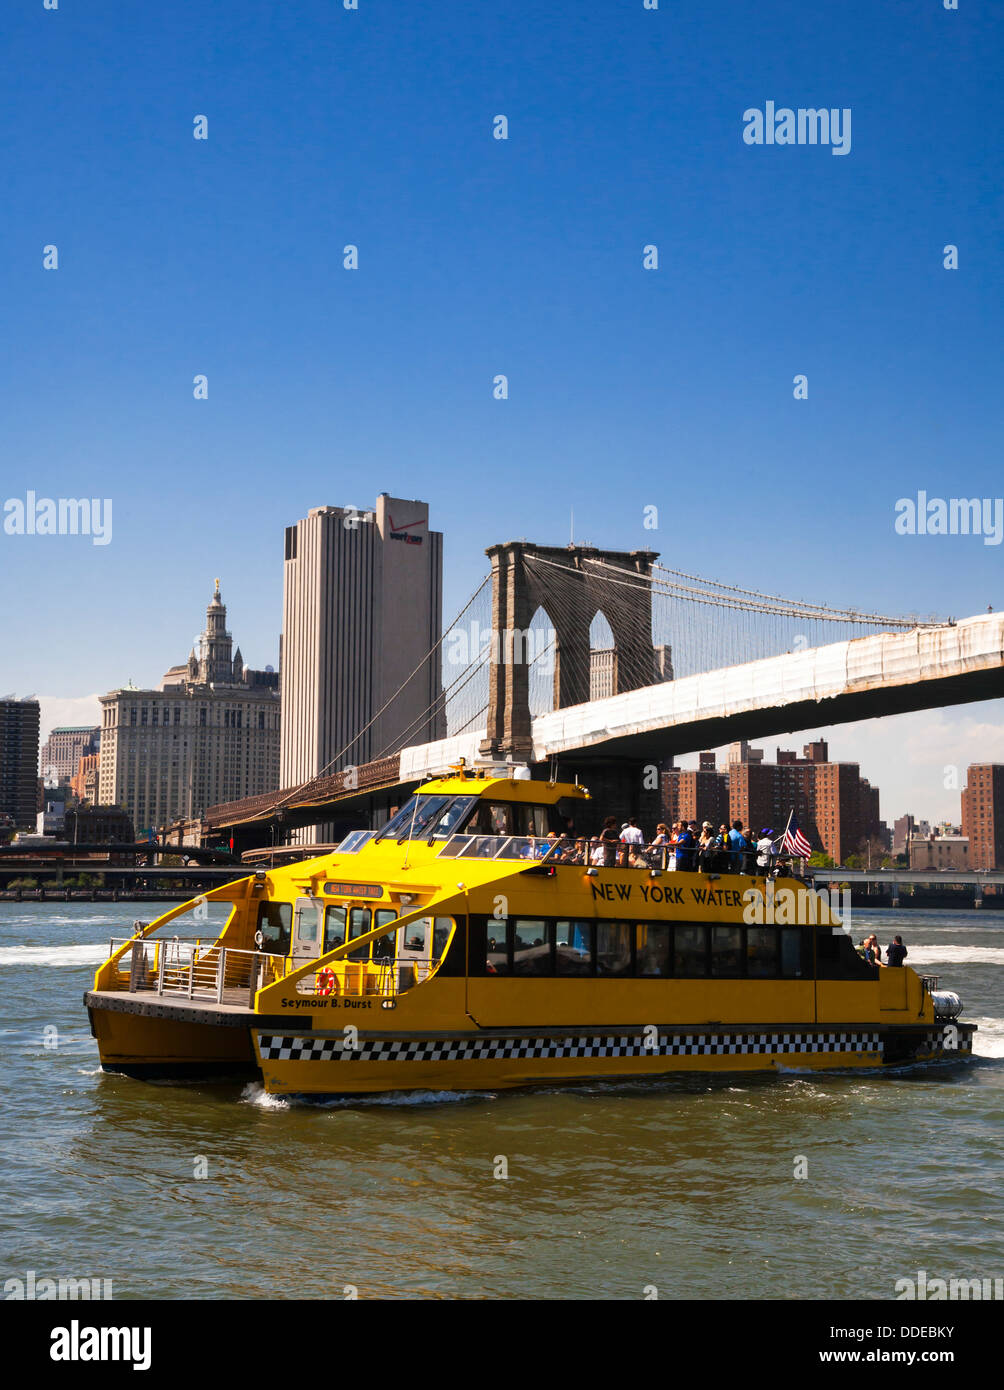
{"left": 961, "top": 764, "right": 1004, "bottom": 869}
{"left": 663, "top": 739, "right": 884, "bottom": 864}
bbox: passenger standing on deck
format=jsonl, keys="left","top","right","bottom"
{"left": 599, "top": 816, "right": 620, "bottom": 868}
{"left": 675, "top": 821, "right": 696, "bottom": 871}
{"left": 756, "top": 829, "right": 776, "bottom": 872}
{"left": 666, "top": 822, "right": 680, "bottom": 870}
{"left": 727, "top": 820, "right": 746, "bottom": 873}
{"left": 651, "top": 822, "right": 672, "bottom": 869}
{"left": 886, "top": 934, "right": 907, "bottom": 966}
{"left": 621, "top": 816, "right": 644, "bottom": 867}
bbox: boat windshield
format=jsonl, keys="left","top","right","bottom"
{"left": 375, "top": 794, "right": 479, "bottom": 843}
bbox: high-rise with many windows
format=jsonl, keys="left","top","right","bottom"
{"left": 961, "top": 765, "right": 1004, "bottom": 869}
{"left": 99, "top": 582, "right": 280, "bottom": 832}
{"left": 0, "top": 697, "right": 41, "bottom": 829}
{"left": 41, "top": 726, "right": 100, "bottom": 786}
{"left": 279, "top": 495, "right": 443, "bottom": 840}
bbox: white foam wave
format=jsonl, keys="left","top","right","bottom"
{"left": 901, "top": 945, "right": 1004, "bottom": 967}
{"left": 971, "top": 1017, "right": 1004, "bottom": 1059}
{"left": 240, "top": 1083, "right": 289, "bottom": 1110}
{"left": 0, "top": 943, "right": 109, "bottom": 966}
{"left": 239, "top": 1081, "right": 491, "bottom": 1110}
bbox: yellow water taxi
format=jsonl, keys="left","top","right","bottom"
{"left": 85, "top": 767, "right": 974, "bottom": 1095}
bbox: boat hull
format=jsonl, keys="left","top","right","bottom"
{"left": 252, "top": 1021, "right": 975, "bottom": 1095}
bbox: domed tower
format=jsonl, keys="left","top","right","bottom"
{"left": 199, "top": 578, "right": 234, "bottom": 683}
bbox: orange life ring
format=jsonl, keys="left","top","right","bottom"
{"left": 315, "top": 968, "right": 336, "bottom": 996}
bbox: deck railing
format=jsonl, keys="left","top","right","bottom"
{"left": 105, "top": 937, "right": 287, "bottom": 1006}
{"left": 437, "top": 834, "right": 802, "bottom": 876}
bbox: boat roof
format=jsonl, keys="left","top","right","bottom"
{"left": 415, "top": 773, "right": 590, "bottom": 805}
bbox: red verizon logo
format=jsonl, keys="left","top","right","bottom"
{"left": 387, "top": 512, "right": 424, "bottom": 545}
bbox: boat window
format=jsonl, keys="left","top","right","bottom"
{"left": 515, "top": 804, "right": 549, "bottom": 837}
{"left": 256, "top": 901, "right": 292, "bottom": 955}
{"left": 747, "top": 928, "right": 778, "bottom": 977}
{"left": 401, "top": 918, "right": 430, "bottom": 955}
{"left": 635, "top": 923, "right": 671, "bottom": 978}
{"left": 294, "top": 900, "right": 320, "bottom": 944}
{"left": 347, "top": 907, "right": 372, "bottom": 961}
{"left": 486, "top": 923, "right": 509, "bottom": 975}
{"left": 497, "top": 836, "right": 537, "bottom": 861}
{"left": 556, "top": 920, "right": 593, "bottom": 975}
{"left": 375, "top": 795, "right": 450, "bottom": 842}
{"left": 336, "top": 830, "right": 375, "bottom": 854}
{"left": 780, "top": 928, "right": 802, "bottom": 978}
{"left": 471, "top": 835, "right": 504, "bottom": 858}
{"left": 512, "top": 919, "right": 552, "bottom": 976}
{"left": 596, "top": 922, "right": 632, "bottom": 977}
{"left": 373, "top": 909, "right": 398, "bottom": 960}
{"left": 323, "top": 905, "right": 348, "bottom": 952}
{"left": 711, "top": 926, "right": 743, "bottom": 978}
{"left": 674, "top": 925, "right": 708, "bottom": 978}
{"left": 471, "top": 917, "right": 808, "bottom": 979}
{"left": 473, "top": 802, "right": 513, "bottom": 835}
{"left": 432, "top": 917, "right": 454, "bottom": 959}
{"left": 428, "top": 796, "right": 478, "bottom": 840}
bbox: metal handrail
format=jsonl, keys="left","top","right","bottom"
{"left": 105, "top": 938, "right": 287, "bottom": 1005}
{"left": 299, "top": 954, "right": 436, "bottom": 999}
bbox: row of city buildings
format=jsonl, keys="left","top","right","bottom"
{"left": 2, "top": 490, "right": 1004, "bottom": 867}
{"left": 663, "top": 739, "right": 884, "bottom": 866}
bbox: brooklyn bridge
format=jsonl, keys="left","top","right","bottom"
{"left": 203, "top": 539, "right": 1004, "bottom": 852}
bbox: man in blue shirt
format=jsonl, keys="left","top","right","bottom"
{"left": 727, "top": 819, "right": 747, "bottom": 873}
{"left": 675, "top": 823, "right": 696, "bottom": 870}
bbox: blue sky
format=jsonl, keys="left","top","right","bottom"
{"left": 2, "top": 1, "right": 1001, "bottom": 820}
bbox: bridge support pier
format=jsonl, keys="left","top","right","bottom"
{"left": 479, "top": 540, "right": 659, "bottom": 762}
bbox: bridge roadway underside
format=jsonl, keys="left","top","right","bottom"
{"left": 561, "top": 663, "right": 1004, "bottom": 763}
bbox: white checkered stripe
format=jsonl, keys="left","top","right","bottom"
{"left": 923, "top": 1027, "right": 972, "bottom": 1052}
{"left": 257, "top": 1030, "right": 882, "bottom": 1063}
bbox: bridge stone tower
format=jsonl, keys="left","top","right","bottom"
{"left": 480, "top": 542, "right": 659, "bottom": 761}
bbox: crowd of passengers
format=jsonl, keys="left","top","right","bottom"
{"left": 520, "top": 817, "right": 800, "bottom": 875}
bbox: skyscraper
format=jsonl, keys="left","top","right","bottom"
{"left": 279, "top": 496, "right": 444, "bottom": 832}
{"left": 41, "top": 726, "right": 100, "bottom": 786}
{"left": 0, "top": 697, "right": 41, "bottom": 829}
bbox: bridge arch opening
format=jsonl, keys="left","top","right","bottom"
{"left": 528, "top": 604, "right": 558, "bottom": 716}
{"left": 589, "top": 610, "right": 617, "bottom": 701}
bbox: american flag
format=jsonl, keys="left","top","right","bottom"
{"left": 782, "top": 815, "right": 812, "bottom": 859}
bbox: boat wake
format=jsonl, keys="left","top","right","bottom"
{"left": 239, "top": 1081, "right": 494, "bottom": 1110}
{"left": 0, "top": 943, "right": 109, "bottom": 967}
{"left": 901, "top": 945, "right": 1004, "bottom": 967}
{"left": 971, "top": 1016, "right": 1004, "bottom": 1059}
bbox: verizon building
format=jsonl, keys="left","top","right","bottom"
{"left": 280, "top": 495, "right": 444, "bottom": 836}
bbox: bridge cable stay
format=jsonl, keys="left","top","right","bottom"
{"left": 267, "top": 574, "right": 491, "bottom": 816}
{"left": 520, "top": 553, "right": 947, "bottom": 690}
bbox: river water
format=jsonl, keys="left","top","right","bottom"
{"left": 1, "top": 902, "right": 1001, "bottom": 1301}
